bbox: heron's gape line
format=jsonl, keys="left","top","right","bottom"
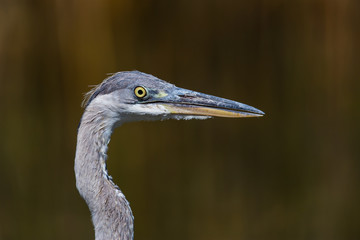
{"left": 75, "top": 71, "right": 264, "bottom": 240}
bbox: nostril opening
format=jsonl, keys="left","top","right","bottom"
{"left": 178, "top": 94, "right": 196, "bottom": 99}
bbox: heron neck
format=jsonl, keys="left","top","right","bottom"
{"left": 75, "top": 108, "right": 134, "bottom": 240}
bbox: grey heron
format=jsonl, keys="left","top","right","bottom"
{"left": 75, "top": 71, "right": 264, "bottom": 240}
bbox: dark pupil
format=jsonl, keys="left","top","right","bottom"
{"left": 137, "top": 89, "right": 144, "bottom": 95}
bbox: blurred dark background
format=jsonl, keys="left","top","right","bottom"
{"left": 0, "top": 0, "right": 359, "bottom": 239}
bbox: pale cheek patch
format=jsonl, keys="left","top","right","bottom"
{"left": 89, "top": 95, "right": 170, "bottom": 117}
{"left": 127, "top": 104, "right": 170, "bottom": 115}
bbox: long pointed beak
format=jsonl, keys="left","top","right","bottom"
{"left": 151, "top": 87, "right": 264, "bottom": 118}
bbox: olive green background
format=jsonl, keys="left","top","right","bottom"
{"left": 0, "top": 0, "right": 359, "bottom": 239}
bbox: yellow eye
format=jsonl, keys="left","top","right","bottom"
{"left": 134, "top": 86, "right": 147, "bottom": 98}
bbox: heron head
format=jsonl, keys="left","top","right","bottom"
{"left": 82, "top": 71, "right": 264, "bottom": 124}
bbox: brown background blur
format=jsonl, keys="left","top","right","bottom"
{"left": 0, "top": 0, "right": 359, "bottom": 239}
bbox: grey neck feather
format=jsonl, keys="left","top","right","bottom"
{"left": 75, "top": 101, "right": 134, "bottom": 240}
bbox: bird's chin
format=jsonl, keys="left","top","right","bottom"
{"left": 169, "top": 115, "right": 212, "bottom": 121}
